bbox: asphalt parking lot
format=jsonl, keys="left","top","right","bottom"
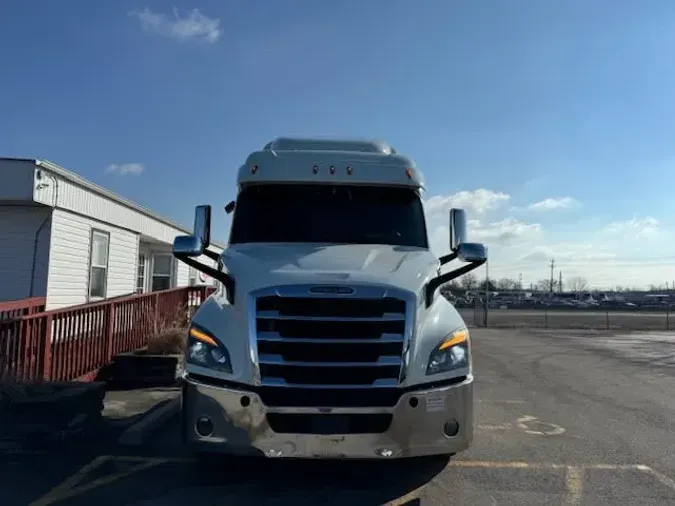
{"left": 7, "top": 327, "right": 675, "bottom": 505}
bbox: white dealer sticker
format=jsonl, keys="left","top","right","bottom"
{"left": 425, "top": 395, "right": 445, "bottom": 412}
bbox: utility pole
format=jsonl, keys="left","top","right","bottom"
{"left": 549, "top": 259, "right": 555, "bottom": 293}
{"left": 559, "top": 271, "right": 563, "bottom": 293}
{"left": 483, "top": 259, "right": 489, "bottom": 327}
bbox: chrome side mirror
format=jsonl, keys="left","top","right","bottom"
{"left": 457, "top": 242, "right": 487, "bottom": 263}
{"left": 449, "top": 208, "right": 487, "bottom": 261}
{"left": 173, "top": 205, "right": 212, "bottom": 258}
{"left": 449, "top": 208, "right": 467, "bottom": 251}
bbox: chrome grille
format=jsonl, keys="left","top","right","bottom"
{"left": 253, "top": 288, "right": 408, "bottom": 388}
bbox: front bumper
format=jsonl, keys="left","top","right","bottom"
{"left": 181, "top": 375, "right": 474, "bottom": 459}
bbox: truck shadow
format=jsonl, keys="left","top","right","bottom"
{"left": 191, "top": 453, "right": 447, "bottom": 504}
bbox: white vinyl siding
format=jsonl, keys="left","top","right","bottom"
{"left": 0, "top": 206, "right": 52, "bottom": 301}
{"left": 47, "top": 209, "right": 138, "bottom": 310}
{"left": 0, "top": 159, "right": 225, "bottom": 309}
{"left": 175, "top": 256, "right": 190, "bottom": 287}
{"left": 34, "top": 164, "right": 194, "bottom": 245}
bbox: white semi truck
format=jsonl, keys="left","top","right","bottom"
{"left": 173, "top": 137, "right": 487, "bottom": 460}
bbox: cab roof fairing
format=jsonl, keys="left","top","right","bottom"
{"left": 235, "top": 148, "right": 426, "bottom": 190}
{"left": 263, "top": 137, "right": 398, "bottom": 155}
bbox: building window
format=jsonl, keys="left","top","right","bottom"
{"left": 151, "top": 254, "right": 174, "bottom": 291}
{"left": 188, "top": 267, "right": 197, "bottom": 287}
{"left": 136, "top": 254, "right": 146, "bottom": 293}
{"left": 89, "top": 230, "right": 110, "bottom": 300}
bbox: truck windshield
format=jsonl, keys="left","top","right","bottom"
{"left": 229, "top": 184, "right": 428, "bottom": 248}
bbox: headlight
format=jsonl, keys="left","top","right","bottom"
{"left": 426, "top": 327, "right": 470, "bottom": 375}
{"left": 186, "top": 326, "right": 232, "bottom": 374}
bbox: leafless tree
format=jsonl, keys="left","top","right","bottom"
{"left": 441, "top": 279, "right": 461, "bottom": 295}
{"left": 460, "top": 273, "right": 478, "bottom": 290}
{"left": 496, "top": 278, "right": 517, "bottom": 290}
{"left": 535, "top": 278, "right": 558, "bottom": 292}
{"left": 568, "top": 276, "right": 589, "bottom": 293}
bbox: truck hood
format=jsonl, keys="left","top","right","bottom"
{"left": 221, "top": 243, "right": 439, "bottom": 296}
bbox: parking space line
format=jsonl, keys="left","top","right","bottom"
{"left": 447, "top": 461, "right": 648, "bottom": 471}
{"left": 30, "top": 456, "right": 110, "bottom": 506}
{"left": 477, "top": 399, "right": 526, "bottom": 404}
{"left": 564, "top": 466, "right": 583, "bottom": 505}
{"left": 29, "top": 456, "right": 166, "bottom": 506}
{"left": 381, "top": 483, "right": 428, "bottom": 506}
{"left": 641, "top": 466, "right": 675, "bottom": 491}
{"left": 28, "top": 455, "right": 675, "bottom": 506}
{"left": 477, "top": 423, "right": 513, "bottom": 430}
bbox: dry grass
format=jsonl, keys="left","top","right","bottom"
{"left": 145, "top": 303, "right": 190, "bottom": 355}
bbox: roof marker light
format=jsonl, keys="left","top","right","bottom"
{"left": 346, "top": 165, "right": 353, "bottom": 175}
{"left": 405, "top": 168, "right": 413, "bottom": 179}
{"left": 329, "top": 165, "right": 335, "bottom": 175}
{"left": 312, "top": 164, "right": 319, "bottom": 174}
{"left": 251, "top": 165, "right": 259, "bottom": 174}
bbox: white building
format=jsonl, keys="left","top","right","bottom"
{"left": 0, "top": 157, "right": 223, "bottom": 310}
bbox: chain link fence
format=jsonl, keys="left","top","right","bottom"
{"left": 458, "top": 300, "right": 675, "bottom": 331}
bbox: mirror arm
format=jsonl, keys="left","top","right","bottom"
{"left": 202, "top": 249, "right": 221, "bottom": 262}
{"left": 439, "top": 252, "right": 458, "bottom": 266}
{"left": 174, "top": 253, "right": 235, "bottom": 304}
{"left": 425, "top": 258, "right": 487, "bottom": 308}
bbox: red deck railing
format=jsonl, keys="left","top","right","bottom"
{"left": 0, "top": 297, "right": 46, "bottom": 321}
{"left": 0, "top": 286, "right": 216, "bottom": 382}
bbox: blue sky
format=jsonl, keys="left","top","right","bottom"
{"left": 3, "top": 0, "right": 675, "bottom": 288}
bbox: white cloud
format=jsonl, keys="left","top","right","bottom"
{"left": 518, "top": 243, "right": 617, "bottom": 263}
{"left": 129, "top": 8, "right": 222, "bottom": 44}
{"left": 528, "top": 197, "right": 579, "bottom": 211}
{"left": 473, "top": 218, "right": 542, "bottom": 243}
{"left": 425, "top": 189, "right": 510, "bottom": 216}
{"left": 603, "top": 217, "right": 660, "bottom": 239}
{"left": 106, "top": 163, "right": 145, "bottom": 175}
{"left": 428, "top": 218, "right": 541, "bottom": 256}
{"left": 424, "top": 190, "right": 674, "bottom": 289}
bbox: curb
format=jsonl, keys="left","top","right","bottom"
{"left": 118, "top": 396, "right": 180, "bottom": 446}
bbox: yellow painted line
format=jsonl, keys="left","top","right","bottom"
{"left": 448, "top": 460, "right": 649, "bottom": 471}
{"left": 563, "top": 466, "right": 584, "bottom": 505}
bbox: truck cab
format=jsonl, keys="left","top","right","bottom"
{"left": 173, "top": 137, "right": 487, "bottom": 459}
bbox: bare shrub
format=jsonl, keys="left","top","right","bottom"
{"left": 146, "top": 303, "right": 190, "bottom": 355}
{"left": 146, "top": 327, "right": 186, "bottom": 355}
